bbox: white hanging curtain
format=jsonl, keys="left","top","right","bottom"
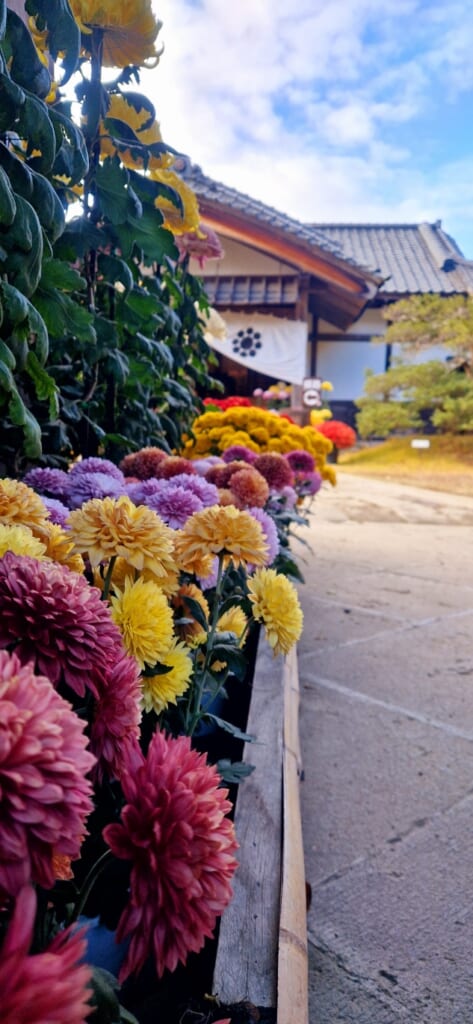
{"left": 204, "top": 310, "right": 308, "bottom": 385}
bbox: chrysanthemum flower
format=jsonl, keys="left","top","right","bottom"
{"left": 145, "top": 483, "right": 203, "bottom": 529}
{"left": 247, "top": 568, "right": 303, "bottom": 657}
{"left": 285, "top": 449, "right": 316, "bottom": 473}
{"left": 119, "top": 447, "right": 168, "bottom": 479}
{"left": 69, "top": 0, "right": 162, "bottom": 68}
{"left": 0, "top": 885, "right": 92, "bottom": 1024}
{"left": 100, "top": 92, "right": 173, "bottom": 170}
{"left": 23, "top": 467, "right": 69, "bottom": 500}
{"left": 294, "top": 470, "right": 323, "bottom": 496}
{"left": 65, "top": 471, "right": 125, "bottom": 509}
{"left": 42, "top": 523, "right": 85, "bottom": 573}
{"left": 222, "top": 445, "right": 258, "bottom": 465}
{"left": 167, "top": 473, "right": 219, "bottom": 507}
{"left": 69, "top": 457, "right": 125, "bottom": 482}
{"left": 157, "top": 456, "right": 197, "bottom": 479}
{"left": 141, "top": 641, "right": 193, "bottom": 714}
{"left": 247, "top": 507, "right": 280, "bottom": 566}
{"left": 151, "top": 169, "right": 201, "bottom": 235}
{"left": 229, "top": 467, "right": 270, "bottom": 509}
{"left": 0, "top": 523, "right": 46, "bottom": 560}
{"left": 172, "top": 582, "right": 209, "bottom": 647}
{"left": 0, "top": 479, "right": 49, "bottom": 537}
{"left": 0, "top": 650, "right": 95, "bottom": 897}
{"left": 39, "top": 497, "right": 70, "bottom": 528}
{"left": 67, "top": 496, "right": 178, "bottom": 584}
{"left": 174, "top": 505, "right": 269, "bottom": 573}
{"left": 103, "top": 732, "right": 239, "bottom": 981}
{"left": 253, "top": 453, "right": 294, "bottom": 490}
{"left": 217, "top": 605, "right": 248, "bottom": 641}
{"left": 110, "top": 576, "right": 174, "bottom": 669}
{"left": 176, "top": 223, "right": 224, "bottom": 267}
{"left": 90, "top": 648, "right": 143, "bottom": 783}
{"left": 94, "top": 554, "right": 180, "bottom": 598}
{"left": 0, "top": 553, "right": 125, "bottom": 698}
{"left": 205, "top": 460, "right": 248, "bottom": 488}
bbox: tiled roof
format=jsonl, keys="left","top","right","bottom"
{"left": 310, "top": 223, "right": 473, "bottom": 296}
{"left": 203, "top": 275, "right": 299, "bottom": 306}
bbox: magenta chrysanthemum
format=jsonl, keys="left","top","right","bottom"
{"left": 65, "top": 471, "right": 126, "bottom": 509}
{"left": 69, "top": 457, "right": 124, "bottom": 482}
{"left": 222, "top": 445, "right": 258, "bottom": 465}
{"left": 0, "top": 650, "right": 95, "bottom": 898}
{"left": 165, "top": 473, "right": 219, "bottom": 507}
{"left": 90, "top": 648, "right": 143, "bottom": 784}
{"left": 285, "top": 449, "right": 316, "bottom": 473}
{"left": 248, "top": 506, "right": 280, "bottom": 566}
{"left": 146, "top": 483, "right": 203, "bottom": 528}
{"left": 0, "top": 552, "right": 125, "bottom": 699}
{"left": 0, "top": 885, "right": 92, "bottom": 1024}
{"left": 104, "top": 731, "right": 239, "bottom": 982}
{"left": 119, "top": 447, "right": 168, "bottom": 479}
{"left": 23, "top": 467, "right": 69, "bottom": 500}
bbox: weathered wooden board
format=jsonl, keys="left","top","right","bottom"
{"left": 212, "top": 634, "right": 284, "bottom": 1007}
{"left": 277, "top": 646, "right": 308, "bottom": 1024}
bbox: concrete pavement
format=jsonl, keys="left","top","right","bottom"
{"left": 296, "top": 471, "right": 473, "bottom": 1023}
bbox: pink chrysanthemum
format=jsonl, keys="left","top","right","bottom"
{"left": 0, "top": 552, "right": 125, "bottom": 699}
{"left": 229, "top": 468, "right": 270, "bottom": 509}
{"left": 253, "top": 452, "right": 294, "bottom": 490}
{"left": 221, "top": 445, "right": 258, "bottom": 465}
{"left": 0, "top": 650, "right": 95, "bottom": 898}
{"left": 205, "top": 460, "right": 248, "bottom": 488}
{"left": 119, "top": 447, "right": 169, "bottom": 479}
{"left": 23, "top": 467, "right": 69, "bottom": 500}
{"left": 157, "top": 456, "right": 197, "bottom": 479}
{"left": 285, "top": 449, "right": 316, "bottom": 473}
{"left": 0, "top": 885, "right": 92, "bottom": 1024}
{"left": 104, "top": 732, "right": 239, "bottom": 982}
{"left": 90, "top": 648, "right": 143, "bottom": 784}
{"left": 175, "top": 222, "right": 224, "bottom": 267}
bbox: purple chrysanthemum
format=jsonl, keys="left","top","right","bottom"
{"left": 0, "top": 552, "right": 126, "bottom": 699}
{"left": 124, "top": 478, "right": 164, "bottom": 504}
{"left": 39, "top": 496, "right": 70, "bottom": 528}
{"left": 190, "top": 457, "right": 224, "bottom": 476}
{"left": 68, "top": 457, "right": 124, "bottom": 482}
{"left": 267, "top": 485, "right": 298, "bottom": 512}
{"left": 146, "top": 484, "right": 203, "bottom": 529}
{"left": 295, "top": 470, "right": 323, "bottom": 496}
{"left": 166, "top": 474, "right": 219, "bottom": 507}
{"left": 285, "top": 449, "right": 316, "bottom": 473}
{"left": 23, "top": 467, "right": 69, "bottom": 500}
{"left": 248, "top": 506, "right": 280, "bottom": 566}
{"left": 65, "top": 472, "right": 126, "bottom": 509}
{"left": 222, "top": 445, "right": 258, "bottom": 465}
{"left": 197, "top": 556, "right": 220, "bottom": 590}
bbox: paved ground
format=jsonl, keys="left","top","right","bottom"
{"left": 296, "top": 471, "right": 473, "bottom": 1023}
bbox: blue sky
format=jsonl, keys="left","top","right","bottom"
{"left": 145, "top": 0, "right": 473, "bottom": 256}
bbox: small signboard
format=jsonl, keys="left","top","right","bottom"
{"left": 302, "top": 376, "right": 323, "bottom": 408}
{"left": 411, "top": 439, "right": 430, "bottom": 449}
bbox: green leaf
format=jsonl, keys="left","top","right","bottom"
{"left": 40, "top": 258, "right": 86, "bottom": 292}
{"left": 0, "top": 1, "right": 6, "bottom": 40}
{"left": 9, "top": 385, "right": 42, "bottom": 456}
{"left": 217, "top": 759, "right": 256, "bottom": 783}
{"left": 16, "top": 91, "right": 56, "bottom": 173}
{"left": 0, "top": 164, "right": 16, "bottom": 225}
{"left": 1, "top": 195, "right": 43, "bottom": 296}
{"left": 25, "top": 0, "right": 81, "bottom": 85}
{"left": 210, "top": 645, "right": 248, "bottom": 680}
{"left": 50, "top": 108, "right": 89, "bottom": 183}
{"left": 34, "top": 286, "right": 96, "bottom": 343}
{"left": 206, "top": 715, "right": 255, "bottom": 742}
{"left": 0, "top": 340, "right": 15, "bottom": 370}
{"left": 1, "top": 281, "right": 49, "bottom": 362}
{"left": 95, "top": 158, "right": 141, "bottom": 226}
{"left": 4, "top": 10, "right": 51, "bottom": 98}
{"left": 114, "top": 206, "right": 178, "bottom": 263}
{"left": 98, "top": 254, "right": 134, "bottom": 295}
{"left": 176, "top": 594, "right": 208, "bottom": 631}
{"left": 25, "top": 350, "right": 59, "bottom": 417}
{"left": 0, "top": 72, "right": 25, "bottom": 133}
{"left": 57, "top": 217, "right": 106, "bottom": 259}
{"left": 0, "top": 141, "right": 33, "bottom": 199}
{"left": 30, "top": 171, "right": 65, "bottom": 241}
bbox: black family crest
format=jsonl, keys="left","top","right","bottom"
{"left": 231, "top": 326, "right": 263, "bottom": 358}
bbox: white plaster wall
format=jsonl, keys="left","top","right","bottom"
{"left": 318, "top": 308, "right": 385, "bottom": 336}
{"left": 190, "top": 235, "right": 298, "bottom": 278}
{"left": 316, "top": 340, "right": 387, "bottom": 401}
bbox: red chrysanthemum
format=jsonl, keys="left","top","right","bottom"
{"left": 157, "top": 456, "right": 197, "bottom": 479}
{"left": 253, "top": 452, "right": 294, "bottom": 489}
{"left": 0, "top": 650, "right": 95, "bottom": 898}
{"left": 104, "top": 732, "right": 239, "bottom": 982}
{"left": 0, "top": 552, "right": 125, "bottom": 699}
{"left": 313, "top": 419, "right": 357, "bottom": 448}
{"left": 0, "top": 885, "right": 92, "bottom": 1024}
{"left": 119, "top": 447, "right": 168, "bottom": 479}
{"left": 90, "top": 648, "right": 144, "bottom": 784}
{"left": 229, "top": 467, "right": 270, "bottom": 509}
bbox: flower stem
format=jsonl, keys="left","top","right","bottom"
{"left": 101, "top": 555, "right": 117, "bottom": 601}
{"left": 71, "top": 848, "right": 113, "bottom": 923}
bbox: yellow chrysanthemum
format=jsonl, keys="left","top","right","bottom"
{"left": 94, "top": 555, "right": 179, "bottom": 597}
{"left": 310, "top": 408, "right": 333, "bottom": 425}
{"left": 67, "top": 496, "right": 178, "bottom": 584}
{"left": 151, "top": 169, "right": 201, "bottom": 235}
{"left": 247, "top": 568, "right": 303, "bottom": 657}
{"left": 217, "top": 606, "right": 248, "bottom": 641}
{"left": 100, "top": 93, "right": 173, "bottom": 170}
{"left": 141, "top": 641, "right": 193, "bottom": 714}
{"left": 321, "top": 380, "right": 333, "bottom": 391}
{"left": 69, "top": 0, "right": 162, "bottom": 68}
{"left": 0, "top": 479, "right": 49, "bottom": 538}
{"left": 0, "top": 523, "right": 47, "bottom": 560}
{"left": 110, "top": 576, "right": 174, "bottom": 669}
{"left": 42, "top": 523, "right": 85, "bottom": 574}
{"left": 174, "top": 505, "right": 268, "bottom": 573}
{"left": 172, "top": 583, "right": 209, "bottom": 648}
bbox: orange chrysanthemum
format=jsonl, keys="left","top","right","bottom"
{"left": 173, "top": 505, "right": 268, "bottom": 573}
{"left": 0, "top": 479, "right": 49, "bottom": 538}
{"left": 229, "top": 467, "right": 270, "bottom": 509}
{"left": 42, "top": 523, "right": 85, "bottom": 574}
{"left": 172, "top": 583, "right": 209, "bottom": 648}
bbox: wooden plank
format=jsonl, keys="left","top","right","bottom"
{"left": 213, "top": 633, "right": 284, "bottom": 1008}
{"left": 277, "top": 646, "right": 309, "bottom": 1024}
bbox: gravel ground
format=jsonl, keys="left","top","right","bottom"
{"left": 297, "top": 472, "right": 473, "bottom": 1023}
